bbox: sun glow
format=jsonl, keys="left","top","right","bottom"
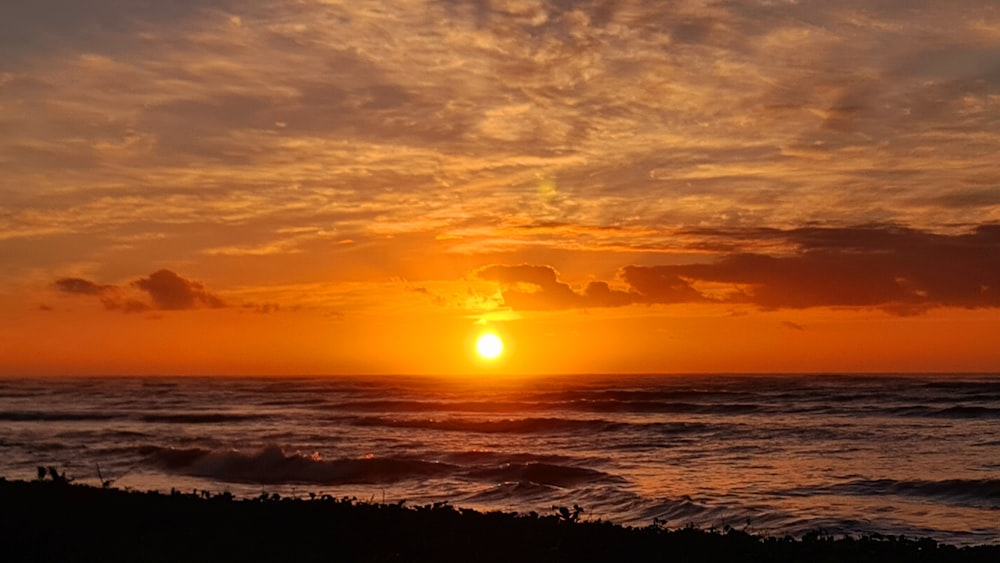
{"left": 475, "top": 333, "right": 504, "bottom": 360}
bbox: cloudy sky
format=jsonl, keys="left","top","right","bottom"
{"left": 1, "top": 0, "right": 998, "bottom": 375}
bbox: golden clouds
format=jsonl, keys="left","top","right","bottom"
{"left": 3, "top": 0, "right": 998, "bottom": 261}
{"left": 2, "top": 1, "right": 999, "bottom": 373}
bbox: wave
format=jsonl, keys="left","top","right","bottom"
{"left": 922, "top": 381, "right": 1000, "bottom": 391}
{"left": 269, "top": 382, "right": 1000, "bottom": 420}
{"left": 439, "top": 450, "right": 571, "bottom": 466}
{"left": 347, "top": 416, "right": 722, "bottom": 439}
{"left": 350, "top": 416, "right": 625, "bottom": 434}
{"left": 534, "top": 389, "right": 755, "bottom": 403}
{"left": 784, "top": 478, "right": 1000, "bottom": 508}
{"left": 0, "top": 410, "right": 269, "bottom": 424}
{"left": 332, "top": 399, "right": 763, "bottom": 416}
{"left": 934, "top": 406, "right": 1000, "bottom": 419}
{"left": 462, "top": 462, "right": 620, "bottom": 488}
{"left": 140, "top": 445, "right": 620, "bottom": 491}
{"left": 141, "top": 445, "right": 457, "bottom": 485}
{"left": 258, "top": 397, "right": 330, "bottom": 407}
{"left": 0, "top": 411, "right": 121, "bottom": 422}
{"left": 465, "top": 480, "right": 561, "bottom": 502}
{"left": 638, "top": 496, "right": 734, "bottom": 524}
{"left": 331, "top": 400, "right": 540, "bottom": 413}
{"left": 140, "top": 381, "right": 180, "bottom": 389}
{"left": 140, "top": 413, "right": 267, "bottom": 424}
{"left": 847, "top": 478, "right": 1000, "bottom": 502}
{"left": 888, "top": 405, "right": 1000, "bottom": 419}
{"left": 564, "top": 401, "right": 761, "bottom": 415}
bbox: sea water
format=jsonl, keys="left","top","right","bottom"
{"left": 1, "top": 374, "right": 998, "bottom": 546}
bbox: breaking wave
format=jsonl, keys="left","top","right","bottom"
{"left": 140, "top": 445, "right": 620, "bottom": 490}
{"left": 141, "top": 445, "right": 457, "bottom": 485}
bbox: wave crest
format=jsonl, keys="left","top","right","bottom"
{"left": 142, "top": 445, "right": 456, "bottom": 485}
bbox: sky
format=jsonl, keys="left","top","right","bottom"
{"left": 1, "top": 0, "right": 998, "bottom": 376}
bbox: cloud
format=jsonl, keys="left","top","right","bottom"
{"left": 616, "top": 268, "right": 709, "bottom": 305}
{"left": 654, "top": 224, "right": 1000, "bottom": 313}
{"left": 133, "top": 270, "right": 225, "bottom": 310}
{"left": 54, "top": 269, "right": 223, "bottom": 312}
{"left": 242, "top": 302, "right": 280, "bottom": 314}
{"left": 53, "top": 277, "right": 114, "bottom": 296}
{"left": 478, "top": 225, "right": 1000, "bottom": 314}
{"left": 53, "top": 276, "right": 143, "bottom": 312}
{"left": 476, "top": 264, "right": 636, "bottom": 310}
{"left": 4, "top": 1, "right": 1000, "bottom": 295}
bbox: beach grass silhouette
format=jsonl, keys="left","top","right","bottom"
{"left": 2, "top": 475, "right": 999, "bottom": 563}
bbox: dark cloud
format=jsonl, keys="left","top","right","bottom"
{"left": 476, "top": 264, "right": 635, "bottom": 310}
{"left": 54, "top": 275, "right": 149, "bottom": 312}
{"left": 617, "top": 267, "right": 708, "bottom": 304}
{"left": 242, "top": 302, "right": 280, "bottom": 314}
{"left": 54, "top": 269, "right": 223, "bottom": 312}
{"left": 478, "top": 225, "right": 1000, "bottom": 314}
{"left": 635, "top": 224, "right": 1000, "bottom": 313}
{"left": 54, "top": 277, "right": 114, "bottom": 296}
{"left": 133, "top": 270, "right": 225, "bottom": 310}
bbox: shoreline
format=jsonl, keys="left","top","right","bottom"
{"left": 2, "top": 478, "right": 998, "bottom": 562}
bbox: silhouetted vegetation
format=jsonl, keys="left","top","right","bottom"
{"left": 1, "top": 477, "right": 998, "bottom": 562}
{"left": 34, "top": 466, "right": 71, "bottom": 485}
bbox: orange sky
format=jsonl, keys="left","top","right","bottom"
{"left": 1, "top": 1, "right": 998, "bottom": 375}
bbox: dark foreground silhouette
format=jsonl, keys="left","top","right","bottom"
{"left": 1, "top": 477, "right": 998, "bottom": 563}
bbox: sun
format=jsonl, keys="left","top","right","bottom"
{"left": 475, "top": 333, "right": 504, "bottom": 360}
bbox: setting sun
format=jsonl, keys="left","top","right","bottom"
{"left": 475, "top": 333, "right": 504, "bottom": 360}
{"left": 2, "top": 3, "right": 998, "bottom": 557}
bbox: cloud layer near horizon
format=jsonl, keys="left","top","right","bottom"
{"left": 478, "top": 225, "right": 1000, "bottom": 314}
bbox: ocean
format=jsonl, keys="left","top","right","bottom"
{"left": 1, "top": 374, "right": 998, "bottom": 546}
